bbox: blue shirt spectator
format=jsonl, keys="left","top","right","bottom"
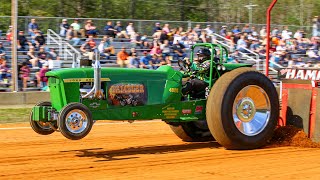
{"left": 28, "top": 19, "right": 39, "bottom": 36}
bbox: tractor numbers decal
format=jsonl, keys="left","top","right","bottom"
{"left": 162, "top": 107, "right": 179, "bottom": 119}
{"left": 195, "top": 106, "right": 203, "bottom": 114}
{"left": 108, "top": 83, "right": 147, "bottom": 107}
{"left": 169, "top": 88, "right": 179, "bottom": 93}
{"left": 64, "top": 78, "right": 111, "bottom": 83}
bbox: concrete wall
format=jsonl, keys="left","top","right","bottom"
{"left": 0, "top": 92, "right": 50, "bottom": 105}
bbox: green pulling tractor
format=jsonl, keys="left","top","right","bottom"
{"left": 30, "top": 43, "right": 279, "bottom": 150}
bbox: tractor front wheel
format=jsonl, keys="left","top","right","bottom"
{"left": 206, "top": 68, "right": 279, "bottom": 150}
{"left": 58, "top": 103, "right": 93, "bottom": 140}
{"left": 30, "top": 101, "right": 57, "bottom": 135}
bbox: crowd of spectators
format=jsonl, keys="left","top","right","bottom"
{"left": 0, "top": 16, "right": 319, "bottom": 90}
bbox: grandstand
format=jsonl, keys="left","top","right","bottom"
{"left": 0, "top": 17, "right": 319, "bottom": 92}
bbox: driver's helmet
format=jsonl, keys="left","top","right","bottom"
{"left": 197, "top": 48, "right": 211, "bottom": 62}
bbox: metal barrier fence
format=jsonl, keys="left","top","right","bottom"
{"left": 0, "top": 16, "right": 313, "bottom": 37}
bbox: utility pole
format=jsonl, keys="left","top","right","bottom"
{"left": 244, "top": 3, "right": 258, "bottom": 25}
{"left": 11, "top": 0, "right": 18, "bottom": 92}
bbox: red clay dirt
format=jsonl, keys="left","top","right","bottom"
{"left": 1, "top": 121, "right": 320, "bottom": 180}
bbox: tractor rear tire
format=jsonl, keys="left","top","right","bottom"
{"left": 206, "top": 68, "right": 279, "bottom": 150}
{"left": 30, "top": 101, "right": 56, "bottom": 135}
{"left": 170, "top": 120, "right": 214, "bottom": 142}
{"left": 58, "top": 103, "right": 93, "bottom": 140}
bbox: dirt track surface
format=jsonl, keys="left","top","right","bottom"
{"left": 1, "top": 121, "right": 320, "bottom": 180}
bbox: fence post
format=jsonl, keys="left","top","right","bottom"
{"left": 72, "top": 53, "right": 77, "bottom": 68}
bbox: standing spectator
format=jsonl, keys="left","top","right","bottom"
{"left": 294, "top": 29, "right": 303, "bottom": 40}
{"left": 104, "top": 21, "right": 116, "bottom": 38}
{"left": 114, "top": 21, "right": 129, "bottom": 38}
{"left": 126, "top": 22, "right": 135, "bottom": 38}
{"left": 153, "top": 22, "right": 162, "bottom": 38}
{"left": 20, "top": 62, "right": 30, "bottom": 90}
{"left": 17, "top": 30, "right": 30, "bottom": 51}
{"left": 172, "top": 40, "right": 187, "bottom": 59}
{"left": 0, "top": 42, "right": 6, "bottom": 61}
{"left": 117, "top": 47, "right": 129, "bottom": 67}
{"left": 28, "top": 19, "right": 39, "bottom": 36}
{"left": 70, "top": 19, "right": 81, "bottom": 33}
{"left": 59, "top": 19, "right": 70, "bottom": 37}
{"left": 6, "top": 28, "right": 12, "bottom": 43}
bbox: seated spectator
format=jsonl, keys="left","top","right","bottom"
{"left": 85, "top": 20, "right": 97, "bottom": 36}
{"left": 114, "top": 21, "right": 129, "bottom": 38}
{"left": 0, "top": 61, "right": 11, "bottom": 82}
{"left": 307, "top": 48, "right": 320, "bottom": 61}
{"left": 162, "top": 23, "right": 170, "bottom": 34}
{"left": 68, "top": 28, "right": 81, "bottom": 46}
{"left": 17, "top": 30, "right": 30, "bottom": 51}
{"left": 232, "top": 26, "right": 241, "bottom": 34}
{"left": 128, "top": 47, "right": 137, "bottom": 57}
{"left": 199, "top": 30, "right": 209, "bottom": 43}
{"left": 160, "top": 40, "right": 171, "bottom": 58}
{"left": 34, "top": 30, "right": 46, "bottom": 46}
{"left": 59, "top": 19, "right": 70, "bottom": 37}
{"left": 0, "top": 42, "right": 6, "bottom": 61}
{"left": 134, "top": 32, "right": 143, "bottom": 48}
{"left": 126, "top": 22, "right": 135, "bottom": 38}
{"left": 117, "top": 47, "right": 129, "bottom": 68}
{"left": 127, "top": 53, "right": 140, "bottom": 68}
{"left": 104, "top": 21, "right": 116, "bottom": 38}
{"left": 193, "top": 24, "right": 202, "bottom": 37}
{"left": 28, "top": 19, "right": 39, "bottom": 36}
{"left": 150, "top": 43, "right": 162, "bottom": 56}
{"left": 242, "top": 24, "right": 252, "bottom": 34}
{"left": 152, "top": 22, "right": 162, "bottom": 38}
{"left": 27, "top": 46, "right": 38, "bottom": 67}
{"left": 98, "top": 40, "right": 110, "bottom": 59}
{"left": 65, "top": 26, "right": 74, "bottom": 41}
{"left": 86, "top": 35, "right": 97, "bottom": 50}
{"left": 20, "top": 62, "right": 30, "bottom": 90}
{"left": 48, "top": 48, "right": 60, "bottom": 60}
{"left": 172, "top": 40, "right": 187, "bottom": 59}
{"left": 70, "top": 19, "right": 81, "bottom": 33}
{"left": 139, "top": 51, "right": 152, "bottom": 69}
{"left": 220, "top": 26, "right": 227, "bottom": 37}
{"left": 141, "top": 41, "right": 151, "bottom": 52}
{"left": 37, "top": 47, "right": 48, "bottom": 67}
{"left": 159, "top": 30, "right": 169, "bottom": 44}
{"left": 250, "top": 39, "right": 260, "bottom": 53}
{"left": 237, "top": 35, "right": 247, "bottom": 53}
{"left": 36, "top": 62, "right": 49, "bottom": 88}
{"left": 80, "top": 40, "right": 95, "bottom": 60}
{"left": 6, "top": 28, "right": 12, "bottom": 43}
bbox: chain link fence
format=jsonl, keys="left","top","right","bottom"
{"left": 0, "top": 16, "right": 313, "bottom": 37}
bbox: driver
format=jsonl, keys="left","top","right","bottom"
{"left": 181, "top": 48, "right": 211, "bottom": 99}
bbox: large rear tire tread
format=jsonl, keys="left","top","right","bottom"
{"left": 58, "top": 102, "right": 93, "bottom": 140}
{"left": 30, "top": 101, "right": 56, "bottom": 135}
{"left": 206, "top": 67, "right": 279, "bottom": 150}
{"left": 170, "top": 121, "right": 214, "bottom": 142}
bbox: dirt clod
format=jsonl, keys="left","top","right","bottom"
{"left": 268, "top": 125, "right": 320, "bottom": 148}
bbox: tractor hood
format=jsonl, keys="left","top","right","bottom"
{"left": 46, "top": 66, "right": 182, "bottom": 82}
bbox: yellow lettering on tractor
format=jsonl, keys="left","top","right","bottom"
{"left": 169, "top": 88, "right": 179, "bottom": 93}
